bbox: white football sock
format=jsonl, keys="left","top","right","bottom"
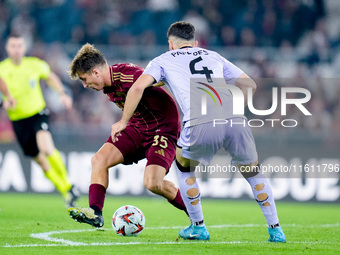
{"left": 245, "top": 172, "right": 280, "bottom": 227}
{"left": 176, "top": 163, "right": 204, "bottom": 225}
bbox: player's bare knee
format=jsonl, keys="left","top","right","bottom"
{"left": 190, "top": 199, "right": 199, "bottom": 205}
{"left": 144, "top": 179, "right": 162, "bottom": 193}
{"left": 91, "top": 153, "right": 110, "bottom": 169}
{"left": 254, "top": 183, "right": 264, "bottom": 191}
{"left": 186, "top": 188, "right": 199, "bottom": 198}
{"left": 185, "top": 177, "right": 196, "bottom": 185}
{"left": 91, "top": 152, "right": 99, "bottom": 163}
{"left": 257, "top": 193, "right": 268, "bottom": 201}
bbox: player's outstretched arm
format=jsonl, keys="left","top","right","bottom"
{"left": 235, "top": 73, "right": 257, "bottom": 107}
{"left": 0, "top": 76, "right": 16, "bottom": 109}
{"left": 46, "top": 71, "right": 73, "bottom": 110}
{"left": 111, "top": 74, "right": 155, "bottom": 141}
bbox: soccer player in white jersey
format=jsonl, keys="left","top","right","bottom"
{"left": 111, "top": 21, "right": 286, "bottom": 242}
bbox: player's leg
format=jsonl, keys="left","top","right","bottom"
{"left": 175, "top": 150, "right": 210, "bottom": 240}
{"left": 35, "top": 129, "right": 79, "bottom": 207}
{"left": 81, "top": 125, "right": 142, "bottom": 223}
{"left": 68, "top": 142, "right": 124, "bottom": 227}
{"left": 35, "top": 111, "right": 72, "bottom": 188}
{"left": 89, "top": 142, "right": 124, "bottom": 210}
{"left": 12, "top": 114, "right": 77, "bottom": 206}
{"left": 37, "top": 130, "right": 69, "bottom": 182}
{"left": 225, "top": 118, "right": 285, "bottom": 242}
{"left": 146, "top": 131, "right": 192, "bottom": 214}
{"left": 34, "top": 150, "right": 71, "bottom": 198}
{"left": 175, "top": 149, "right": 203, "bottom": 222}
{"left": 143, "top": 164, "right": 187, "bottom": 213}
{"left": 33, "top": 151, "right": 64, "bottom": 193}
{"left": 144, "top": 132, "right": 188, "bottom": 214}
{"left": 239, "top": 162, "right": 286, "bottom": 243}
{"left": 174, "top": 125, "right": 213, "bottom": 240}
{"left": 143, "top": 164, "right": 175, "bottom": 198}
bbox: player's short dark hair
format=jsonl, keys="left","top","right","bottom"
{"left": 6, "top": 32, "right": 24, "bottom": 44}
{"left": 69, "top": 43, "right": 107, "bottom": 79}
{"left": 167, "top": 21, "right": 195, "bottom": 41}
{"left": 8, "top": 32, "right": 23, "bottom": 39}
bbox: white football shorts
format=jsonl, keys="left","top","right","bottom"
{"left": 178, "top": 118, "right": 258, "bottom": 166}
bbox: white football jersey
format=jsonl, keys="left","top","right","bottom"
{"left": 144, "top": 47, "right": 244, "bottom": 127}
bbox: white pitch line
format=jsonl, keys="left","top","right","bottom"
{"left": 3, "top": 240, "right": 333, "bottom": 248}
{"left": 30, "top": 229, "right": 96, "bottom": 246}
{"left": 2, "top": 223, "right": 339, "bottom": 248}
{"left": 28, "top": 223, "right": 340, "bottom": 246}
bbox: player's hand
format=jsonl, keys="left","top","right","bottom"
{"left": 60, "top": 93, "right": 73, "bottom": 110}
{"left": 111, "top": 120, "right": 127, "bottom": 142}
{"left": 2, "top": 96, "right": 16, "bottom": 109}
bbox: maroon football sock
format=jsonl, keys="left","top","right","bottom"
{"left": 168, "top": 189, "right": 188, "bottom": 215}
{"left": 89, "top": 183, "right": 106, "bottom": 214}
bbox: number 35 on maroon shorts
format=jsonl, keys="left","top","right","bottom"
{"left": 106, "top": 125, "right": 177, "bottom": 173}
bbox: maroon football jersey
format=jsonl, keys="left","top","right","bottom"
{"left": 103, "top": 63, "right": 180, "bottom": 135}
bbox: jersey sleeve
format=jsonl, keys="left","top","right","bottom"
{"left": 221, "top": 56, "right": 243, "bottom": 85}
{"left": 143, "top": 56, "right": 164, "bottom": 82}
{"left": 33, "top": 57, "right": 51, "bottom": 80}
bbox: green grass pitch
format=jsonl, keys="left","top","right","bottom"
{"left": 0, "top": 193, "right": 339, "bottom": 254}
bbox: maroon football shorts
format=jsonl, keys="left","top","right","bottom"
{"left": 106, "top": 124, "right": 178, "bottom": 173}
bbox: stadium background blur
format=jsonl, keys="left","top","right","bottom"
{"left": 0, "top": 0, "right": 339, "bottom": 202}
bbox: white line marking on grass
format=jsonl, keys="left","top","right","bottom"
{"left": 4, "top": 244, "right": 64, "bottom": 248}
{"left": 2, "top": 223, "right": 338, "bottom": 248}
{"left": 30, "top": 229, "right": 96, "bottom": 246}
{"left": 3, "top": 240, "right": 333, "bottom": 248}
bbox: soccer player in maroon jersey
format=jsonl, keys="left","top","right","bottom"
{"left": 67, "top": 43, "right": 186, "bottom": 228}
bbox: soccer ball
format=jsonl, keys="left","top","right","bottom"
{"left": 112, "top": 205, "right": 145, "bottom": 236}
